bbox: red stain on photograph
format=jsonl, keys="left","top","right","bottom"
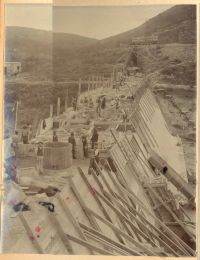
{"left": 34, "top": 226, "right": 41, "bottom": 233}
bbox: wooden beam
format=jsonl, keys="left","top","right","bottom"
{"left": 77, "top": 167, "right": 125, "bottom": 245}
{"left": 91, "top": 166, "right": 139, "bottom": 241}
{"left": 105, "top": 190, "right": 179, "bottom": 256}
{"left": 65, "top": 232, "right": 115, "bottom": 255}
{"left": 48, "top": 213, "right": 74, "bottom": 254}
{"left": 117, "top": 181, "right": 194, "bottom": 256}
{"left": 84, "top": 231, "right": 129, "bottom": 255}
{"left": 137, "top": 109, "right": 159, "bottom": 148}
{"left": 93, "top": 187, "right": 161, "bottom": 249}
{"left": 146, "top": 184, "right": 195, "bottom": 242}
{"left": 69, "top": 178, "right": 101, "bottom": 231}
{"left": 86, "top": 207, "right": 157, "bottom": 255}
{"left": 19, "top": 213, "right": 44, "bottom": 253}
{"left": 56, "top": 194, "right": 94, "bottom": 254}
{"left": 79, "top": 222, "right": 142, "bottom": 256}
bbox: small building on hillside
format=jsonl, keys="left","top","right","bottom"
{"left": 4, "top": 62, "right": 22, "bottom": 76}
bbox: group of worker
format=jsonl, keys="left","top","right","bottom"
{"left": 36, "top": 124, "right": 99, "bottom": 174}
{"left": 80, "top": 96, "right": 94, "bottom": 108}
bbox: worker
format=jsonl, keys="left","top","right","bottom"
{"left": 21, "top": 125, "right": 29, "bottom": 144}
{"left": 115, "top": 98, "right": 120, "bottom": 111}
{"left": 36, "top": 142, "right": 44, "bottom": 174}
{"left": 68, "top": 132, "right": 76, "bottom": 159}
{"left": 12, "top": 130, "right": 19, "bottom": 155}
{"left": 28, "top": 124, "right": 33, "bottom": 141}
{"left": 84, "top": 96, "right": 88, "bottom": 106}
{"left": 115, "top": 82, "right": 120, "bottom": 92}
{"left": 88, "top": 149, "right": 101, "bottom": 176}
{"left": 121, "top": 108, "right": 128, "bottom": 123}
{"left": 72, "top": 98, "right": 77, "bottom": 111}
{"left": 81, "top": 135, "right": 88, "bottom": 158}
{"left": 101, "top": 96, "right": 106, "bottom": 110}
{"left": 96, "top": 96, "right": 102, "bottom": 117}
{"left": 53, "top": 131, "right": 58, "bottom": 142}
{"left": 91, "top": 126, "right": 98, "bottom": 149}
{"left": 42, "top": 119, "right": 46, "bottom": 130}
{"left": 89, "top": 97, "right": 93, "bottom": 108}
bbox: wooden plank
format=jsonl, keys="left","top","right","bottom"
{"left": 104, "top": 190, "right": 180, "bottom": 256}
{"left": 84, "top": 232, "right": 129, "bottom": 255}
{"left": 97, "top": 163, "right": 148, "bottom": 243}
{"left": 146, "top": 184, "right": 195, "bottom": 242}
{"left": 113, "top": 169, "right": 190, "bottom": 256}
{"left": 56, "top": 194, "right": 94, "bottom": 254}
{"left": 108, "top": 194, "right": 181, "bottom": 256}
{"left": 78, "top": 167, "right": 126, "bottom": 245}
{"left": 65, "top": 233, "right": 115, "bottom": 255}
{"left": 118, "top": 181, "right": 194, "bottom": 256}
{"left": 130, "top": 116, "right": 151, "bottom": 151}
{"left": 69, "top": 178, "right": 101, "bottom": 231}
{"left": 19, "top": 213, "right": 44, "bottom": 253}
{"left": 124, "top": 136, "right": 152, "bottom": 178}
{"left": 137, "top": 111, "right": 156, "bottom": 147}
{"left": 79, "top": 222, "right": 142, "bottom": 255}
{"left": 110, "top": 129, "right": 129, "bottom": 161}
{"left": 86, "top": 207, "right": 157, "bottom": 255}
{"left": 135, "top": 109, "right": 156, "bottom": 148}
{"left": 93, "top": 187, "right": 160, "bottom": 249}
{"left": 140, "top": 97, "right": 152, "bottom": 121}
{"left": 128, "top": 144, "right": 156, "bottom": 178}
{"left": 142, "top": 92, "right": 155, "bottom": 116}
{"left": 93, "top": 162, "right": 139, "bottom": 242}
{"left": 137, "top": 109, "right": 159, "bottom": 148}
{"left": 48, "top": 213, "right": 74, "bottom": 254}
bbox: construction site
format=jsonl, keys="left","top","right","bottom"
{"left": 2, "top": 4, "right": 196, "bottom": 257}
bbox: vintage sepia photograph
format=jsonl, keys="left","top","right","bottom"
{"left": 2, "top": 2, "right": 197, "bottom": 256}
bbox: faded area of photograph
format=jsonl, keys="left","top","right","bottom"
{"left": 2, "top": 3, "right": 196, "bottom": 256}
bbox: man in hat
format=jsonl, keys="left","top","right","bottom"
{"left": 90, "top": 126, "right": 98, "bottom": 149}
{"left": 88, "top": 149, "right": 101, "bottom": 176}
{"left": 21, "top": 125, "right": 29, "bottom": 144}
{"left": 53, "top": 131, "right": 58, "bottom": 142}
{"left": 81, "top": 135, "right": 88, "bottom": 158}
{"left": 36, "top": 142, "right": 44, "bottom": 174}
{"left": 68, "top": 132, "right": 76, "bottom": 159}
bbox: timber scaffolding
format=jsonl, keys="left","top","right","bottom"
{"left": 3, "top": 80, "right": 196, "bottom": 255}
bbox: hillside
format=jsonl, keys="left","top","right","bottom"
{"left": 5, "top": 27, "right": 98, "bottom": 81}
{"left": 98, "top": 5, "right": 196, "bottom": 47}
{"left": 5, "top": 5, "right": 196, "bottom": 81}
{"left": 54, "top": 4, "right": 196, "bottom": 81}
{"left": 4, "top": 4, "right": 196, "bottom": 136}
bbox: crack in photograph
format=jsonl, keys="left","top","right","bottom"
{"left": 2, "top": 2, "right": 197, "bottom": 256}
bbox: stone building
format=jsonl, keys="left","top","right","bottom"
{"left": 4, "top": 62, "right": 21, "bottom": 76}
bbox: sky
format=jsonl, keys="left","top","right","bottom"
{"left": 5, "top": 4, "right": 174, "bottom": 39}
